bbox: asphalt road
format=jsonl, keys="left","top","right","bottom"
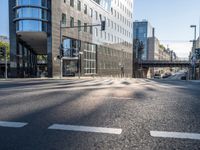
{"left": 0, "top": 78, "right": 200, "bottom": 150}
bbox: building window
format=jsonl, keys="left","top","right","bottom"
{"left": 90, "top": 8, "right": 93, "bottom": 17}
{"left": 77, "top": 0, "right": 81, "bottom": 11}
{"left": 95, "top": 28, "right": 98, "bottom": 37}
{"left": 84, "top": 23, "right": 87, "bottom": 32}
{"left": 84, "top": 4, "right": 87, "bottom": 14}
{"left": 78, "top": 20, "right": 81, "bottom": 31}
{"left": 83, "top": 43, "right": 97, "bottom": 74}
{"left": 90, "top": 26, "right": 93, "bottom": 34}
{"left": 70, "top": 17, "right": 74, "bottom": 27}
{"left": 70, "top": 0, "right": 74, "bottom": 7}
{"left": 95, "top": 11, "right": 98, "bottom": 20}
{"left": 62, "top": 13, "right": 66, "bottom": 26}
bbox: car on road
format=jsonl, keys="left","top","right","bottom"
{"left": 154, "top": 73, "right": 161, "bottom": 79}
{"left": 162, "top": 72, "right": 172, "bottom": 79}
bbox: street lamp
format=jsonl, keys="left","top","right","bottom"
{"left": 190, "top": 25, "right": 197, "bottom": 80}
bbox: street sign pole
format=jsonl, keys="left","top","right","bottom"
{"left": 60, "top": 20, "right": 63, "bottom": 79}
{"left": 5, "top": 47, "right": 7, "bottom": 79}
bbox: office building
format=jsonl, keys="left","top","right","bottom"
{"left": 9, "top": 0, "right": 134, "bottom": 78}
{"left": 133, "top": 20, "right": 153, "bottom": 60}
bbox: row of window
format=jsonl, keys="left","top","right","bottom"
{"left": 65, "top": 0, "right": 132, "bottom": 30}
{"left": 110, "top": 8, "right": 132, "bottom": 28}
{"left": 62, "top": 15, "right": 131, "bottom": 47}
{"left": 16, "top": 20, "right": 47, "bottom": 32}
{"left": 99, "top": 62, "right": 124, "bottom": 70}
{"left": 62, "top": 15, "right": 132, "bottom": 45}
{"left": 113, "top": 0, "right": 133, "bottom": 18}
{"left": 99, "top": 46, "right": 131, "bottom": 58}
{"left": 16, "top": 0, "right": 47, "bottom": 7}
{"left": 17, "top": 43, "right": 37, "bottom": 77}
{"left": 83, "top": 42, "right": 97, "bottom": 74}
{"left": 16, "top": 8, "right": 47, "bottom": 20}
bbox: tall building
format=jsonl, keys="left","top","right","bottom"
{"left": 133, "top": 20, "right": 153, "bottom": 60}
{"left": 9, "top": 0, "right": 134, "bottom": 78}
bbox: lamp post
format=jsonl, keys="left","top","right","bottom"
{"left": 60, "top": 20, "right": 63, "bottom": 79}
{"left": 190, "top": 25, "right": 197, "bottom": 80}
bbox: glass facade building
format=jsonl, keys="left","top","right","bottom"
{"left": 9, "top": 0, "right": 134, "bottom": 78}
{"left": 133, "top": 21, "right": 153, "bottom": 60}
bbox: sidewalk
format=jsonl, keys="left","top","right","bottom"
{"left": 189, "top": 80, "right": 200, "bottom": 83}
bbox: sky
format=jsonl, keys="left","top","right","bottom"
{"left": 0, "top": 0, "right": 199, "bottom": 58}
{"left": 134, "top": 0, "right": 200, "bottom": 58}
{"left": 0, "top": 0, "right": 9, "bottom": 37}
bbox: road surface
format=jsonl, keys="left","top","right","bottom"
{"left": 0, "top": 78, "right": 200, "bottom": 150}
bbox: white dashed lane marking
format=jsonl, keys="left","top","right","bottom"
{"left": 150, "top": 131, "right": 200, "bottom": 140}
{"left": 48, "top": 124, "right": 122, "bottom": 135}
{"left": 0, "top": 121, "right": 28, "bottom": 128}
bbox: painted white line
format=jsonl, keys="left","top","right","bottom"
{"left": 150, "top": 131, "right": 200, "bottom": 140}
{"left": 0, "top": 121, "right": 28, "bottom": 128}
{"left": 48, "top": 124, "right": 122, "bottom": 135}
{"left": 108, "top": 97, "right": 133, "bottom": 100}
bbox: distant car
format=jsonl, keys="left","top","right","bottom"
{"left": 162, "top": 72, "right": 172, "bottom": 78}
{"left": 154, "top": 73, "right": 161, "bottom": 79}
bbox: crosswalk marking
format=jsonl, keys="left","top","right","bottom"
{"left": 150, "top": 131, "right": 200, "bottom": 140}
{"left": 48, "top": 124, "right": 122, "bottom": 135}
{"left": 0, "top": 121, "right": 28, "bottom": 128}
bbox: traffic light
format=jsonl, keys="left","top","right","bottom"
{"left": 101, "top": 21, "right": 106, "bottom": 31}
{"left": 0, "top": 47, "right": 5, "bottom": 57}
{"left": 195, "top": 48, "right": 200, "bottom": 59}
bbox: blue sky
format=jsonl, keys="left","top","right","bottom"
{"left": 0, "top": 0, "right": 199, "bottom": 57}
{"left": 0, "top": 0, "right": 9, "bottom": 37}
{"left": 134, "top": 0, "right": 200, "bottom": 58}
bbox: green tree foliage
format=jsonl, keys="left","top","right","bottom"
{"left": 0, "top": 41, "right": 10, "bottom": 60}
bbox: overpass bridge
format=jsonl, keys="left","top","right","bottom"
{"left": 134, "top": 60, "right": 199, "bottom": 78}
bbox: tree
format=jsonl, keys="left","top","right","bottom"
{"left": 133, "top": 39, "right": 144, "bottom": 60}
{"left": 0, "top": 41, "right": 10, "bottom": 60}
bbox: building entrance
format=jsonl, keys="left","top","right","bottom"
{"left": 63, "top": 60, "right": 78, "bottom": 77}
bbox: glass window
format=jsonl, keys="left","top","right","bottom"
{"left": 84, "top": 23, "right": 87, "bottom": 32}
{"left": 70, "top": 0, "right": 74, "bottom": 7}
{"left": 16, "top": 20, "right": 47, "bottom": 32}
{"left": 16, "top": 0, "right": 47, "bottom": 7}
{"left": 90, "top": 26, "right": 93, "bottom": 34}
{"left": 78, "top": 20, "right": 81, "bottom": 31}
{"left": 95, "top": 11, "right": 98, "bottom": 20}
{"left": 83, "top": 42, "right": 97, "bottom": 74}
{"left": 70, "top": 17, "right": 74, "bottom": 27}
{"left": 77, "top": 0, "right": 81, "bottom": 11}
{"left": 16, "top": 8, "right": 47, "bottom": 20}
{"left": 84, "top": 4, "right": 87, "bottom": 14}
{"left": 90, "top": 8, "right": 93, "bottom": 17}
{"left": 62, "top": 13, "right": 66, "bottom": 26}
